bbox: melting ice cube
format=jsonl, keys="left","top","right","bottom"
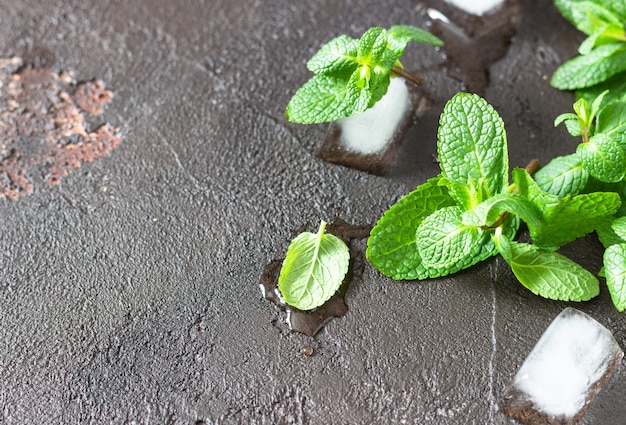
{"left": 444, "top": 0, "right": 506, "bottom": 15}
{"left": 501, "top": 307, "right": 623, "bottom": 424}
{"left": 337, "top": 76, "right": 410, "bottom": 155}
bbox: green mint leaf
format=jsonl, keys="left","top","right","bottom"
{"left": 596, "top": 99, "right": 626, "bottom": 135}
{"left": 285, "top": 74, "right": 353, "bottom": 124}
{"left": 590, "top": 89, "right": 610, "bottom": 117}
{"left": 513, "top": 168, "right": 621, "bottom": 249}
{"left": 278, "top": 221, "right": 349, "bottom": 311}
{"left": 576, "top": 133, "right": 626, "bottom": 182}
{"left": 346, "top": 66, "right": 374, "bottom": 114}
{"left": 506, "top": 241, "right": 600, "bottom": 301}
{"left": 612, "top": 216, "right": 626, "bottom": 239}
{"left": 416, "top": 206, "right": 484, "bottom": 269}
{"left": 603, "top": 243, "right": 626, "bottom": 311}
{"left": 577, "top": 71, "right": 626, "bottom": 105}
{"left": 551, "top": 43, "right": 626, "bottom": 90}
{"left": 387, "top": 25, "right": 444, "bottom": 57}
{"left": 556, "top": 0, "right": 623, "bottom": 35}
{"left": 533, "top": 154, "right": 589, "bottom": 197}
{"left": 555, "top": 112, "right": 583, "bottom": 136}
{"left": 366, "top": 176, "right": 456, "bottom": 280}
{"left": 306, "top": 35, "right": 359, "bottom": 76}
{"left": 597, "top": 218, "right": 626, "bottom": 248}
{"left": 462, "top": 192, "right": 543, "bottom": 230}
{"left": 580, "top": 23, "right": 626, "bottom": 54}
{"left": 437, "top": 93, "right": 508, "bottom": 204}
{"left": 357, "top": 27, "right": 389, "bottom": 66}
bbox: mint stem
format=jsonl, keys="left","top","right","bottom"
{"left": 391, "top": 66, "right": 424, "bottom": 86}
{"left": 486, "top": 159, "right": 541, "bottom": 230}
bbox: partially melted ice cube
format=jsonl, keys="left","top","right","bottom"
{"left": 501, "top": 307, "right": 623, "bottom": 424}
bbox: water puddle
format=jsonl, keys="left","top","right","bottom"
{"left": 425, "top": 0, "right": 521, "bottom": 95}
{"left": 260, "top": 219, "right": 371, "bottom": 336}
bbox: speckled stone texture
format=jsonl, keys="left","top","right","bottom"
{"left": 0, "top": 0, "right": 624, "bottom": 424}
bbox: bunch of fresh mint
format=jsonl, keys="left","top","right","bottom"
{"left": 551, "top": 0, "right": 626, "bottom": 102}
{"left": 285, "top": 25, "right": 442, "bottom": 124}
{"left": 366, "top": 93, "right": 622, "bottom": 305}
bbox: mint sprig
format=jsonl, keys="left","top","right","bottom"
{"left": 286, "top": 25, "right": 443, "bottom": 124}
{"left": 367, "top": 93, "right": 621, "bottom": 305}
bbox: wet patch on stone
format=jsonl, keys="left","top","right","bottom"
{"left": 0, "top": 56, "right": 121, "bottom": 201}
{"left": 425, "top": 0, "right": 521, "bottom": 95}
{"left": 260, "top": 219, "right": 371, "bottom": 336}
{"left": 318, "top": 84, "right": 433, "bottom": 176}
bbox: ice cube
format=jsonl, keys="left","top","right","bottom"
{"left": 500, "top": 307, "right": 623, "bottom": 424}
{"left": 444, "top": 0, "right": 506, "bottom": 15}
{"left": 337, "top": 77, "right": 410, "bottom": 155}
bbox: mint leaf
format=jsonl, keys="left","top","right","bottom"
{"left": 596, "top": 99, "right": 626, "bottom": 135}
{"left": 437, "top": 93, "right": 508, "bottom": 205}
{"left": 555, "top": 112, "right": 583, "bottom": 136}
{"left": 387, "top": 25, "right": 444, "bottom": 57}
{"left": 551, "top": 43, "right": 626, "bottom": 90}
{"left": 306, "top": 35, "right": 359, "bottom": 76}
{"left": 576, "top": 133, "right": 626, "bottom": 182}
{"left": 357, "top": 27, "right": 390, "bottom": 66}
{"left": 416, "top": 206, "right": 484, "bottom": 269}
{"left": 278, "top": 221, "right": 349, "bottom": 311}
{"left": 285, "top": 74, "right": 354, "bottom": 124}
{"left": 462, "top": 192, "right": 543, "bottom": 231}
{"left": 555, "top": 0, "right": 623, "bottom": 35}
{"left": 366, "top": 176, "right": 456, "bottom": 280}
{"left": 603, "top": 243, "right": 626, "bottom": 311}
{"left": 513, "top": 168, "right": 621, "bottom": 249}
{"left": 612, "top": 216, "right": 626, "bottom": 239}
{"left": 533, "top": 154, "right": 589, "bottom": 197}
{"left": 597, "top": 218, "right": 626, "bottom": 248}
{"left": 506, "top": 241, "right": 600, "bottom": 301}
{"left": 578, "top": 71, "right": 626, "bottom": 105}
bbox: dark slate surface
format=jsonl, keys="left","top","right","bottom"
{"left": 1, "top": 0, "right": 624, "bottom": 423}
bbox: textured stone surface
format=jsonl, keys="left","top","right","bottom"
{"left": 0, "top": 0, "right": 624, "bottom": 423}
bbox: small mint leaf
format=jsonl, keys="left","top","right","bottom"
{"left": 577, "top": 133, "right": 626, "bottom": 183}
{"left": 603, "top": 243, "right": 626, "bottom": 311}
{"left": 416, "top": 206, "right": 484, "bottom": 269}
{"left": 597, "top": 100, "right": 626, "bottom": 135}
{"left": 278, "top": 221, "right": 349, "bottom": 311}
{"left": 611, "top": 216, "right": 626, "bottom": 240}
{"left": 506, "top": 241, "right": 600, "bottom": 301}
{"left": 513, "top": 168, "right": 621, "bottom": 249}
{"left": 366, "top": 176, "right": 456, "bottom": 280}
{"left": 555, "top": 112, "right": 582, "bottom": 137}
{"left": 577, "top": 71, "right": 626, "bottom": 106}
{"left": 306, "top": 35, "right": 359, "bottom": 76}
{"left": 597, "top": 218, "right": 626, "bottom": 248}
{"left": 285, "top": 74, "right": 353, "bottom": 124}
{"left": 387, "top": 25, "right": 444, "bottom": 57}
{"left": 437, "top": 93, "right": 508, "bottom": 203}
{"left": 462, "top": 192, "right": 543, "bottom": 231}
{"left": 533, "top": 153, "right": 589, "bottom": 197}
{"left": 555, "top": 0, "right": 623, "bottom": 34}
{"left": 357, "top": 27, "right": 389, "bottom": 66}
{"left": 551, "top": 43, "right": 626, "bottom": 90}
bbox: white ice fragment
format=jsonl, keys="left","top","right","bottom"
{"left": 427, "top": 8, "right": 451, "bottom": 23}
{"left": 337, "top": 77, "right": 410, "bottom": 155}
{"left": 444, "top": 0, "right": 506, "bottom": 15}
{"left": 512, "top": 308, "right": 623, "bottom": 418}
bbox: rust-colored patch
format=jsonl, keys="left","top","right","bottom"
{"left": 0, "top": 57, "right": 121, "bottom": 201}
